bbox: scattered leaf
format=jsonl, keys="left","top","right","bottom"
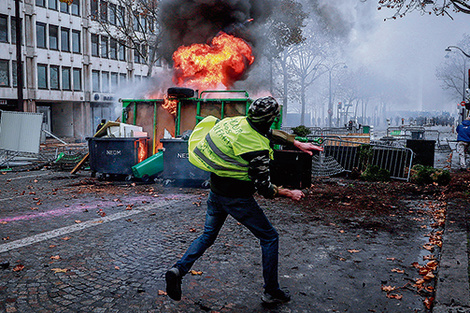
{"left": 158, "top": 290, "right": 167, "bottom": 296}
{"left": 190, "top": 270, "right": 203, "bottom": 275}
{"left": 348, "top": 249, "right": 361, "bottom": 253}
{"left": 50, "top": 255, "right": 60, "bottom": 260}
{"left": 13, "top": 264, "right": 25, "bottom": 272}
{"left": 381, "top": 285, "right": 396, "bottom": 292}
{"left": 49, "top": 245, "right": 56, "bottom": 248}
{"left": 424, "top": 297, "right": 434, "bottom": 309}
{"left": 75, "top": 220, "right": 82, "bottom": 223}
{"left": 62, "top": 236, "right": 71, "bottom": 241}
{"left": 386, "top": 257, "right": 396, "bottom": 261}
{"left": 386, "top": 293, "right": 402, "bottom": 300}
{"left": 0, "top": 221, "right": 7, "bottom": 225}
{"left": 51, "top": 268, "right": 68, "bottom": 273}
{"left": 391, "top": 268, "right": 404, "bottom": 273}
{"left": 114, "top": 266, "right": 120, "bottom": 270}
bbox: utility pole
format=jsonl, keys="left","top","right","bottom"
{"left": 15, "top": 0, "right": 23, "bottom": 112}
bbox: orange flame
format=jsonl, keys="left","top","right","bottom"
{"left": 172, "top": 32, "right": 254, "bottom": 90}
{"left": 162, "top": 96, "right": 178, "bottom": 116}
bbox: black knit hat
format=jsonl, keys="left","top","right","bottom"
{"left": 247, "top": 96, "right": 280, "bottom": 124}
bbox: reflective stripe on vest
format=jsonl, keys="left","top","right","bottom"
{"left": 189, "top": 116, "right": 272, "bottom": 180}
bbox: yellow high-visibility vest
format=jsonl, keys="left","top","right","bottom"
{"left": 188, "top": 116, "right": 273, "bottom": 181}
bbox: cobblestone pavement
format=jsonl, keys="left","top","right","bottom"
{"left": 0, "top": 169, "right": 449, "bottom": 312}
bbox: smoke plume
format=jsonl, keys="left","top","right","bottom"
{"left": 158, "top": 0, "right": 274, "bottom": 63}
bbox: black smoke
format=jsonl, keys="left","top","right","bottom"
{"left": 158, "top": 0, "right": 274, "bottom": 63}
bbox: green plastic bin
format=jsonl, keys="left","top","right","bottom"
{"left": 131, "top": 151, "right": 164, "bottom": 182}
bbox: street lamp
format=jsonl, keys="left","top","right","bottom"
{"left": 317, "top": 63, "right": 347, "bottom": 127}
{"left": 445, "top": 45, "right": 470, "bottom": 122}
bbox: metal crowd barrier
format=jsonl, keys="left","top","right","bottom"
{"left": 312, "top": 138, "right": 414, "bottom": 181}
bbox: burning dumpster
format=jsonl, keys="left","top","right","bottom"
{"left": 86, "top": 122, "right": 149, "bottom": 180}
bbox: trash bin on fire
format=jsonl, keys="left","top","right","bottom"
{"left": 86, "top": 122, "right": 150, "bottom": 180}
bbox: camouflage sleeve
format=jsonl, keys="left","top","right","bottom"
{"left": 242, "top": 151, "right": 278, "bottom": 199}
{"left": 269, "top": 129, "right": 296, "bottom": 146}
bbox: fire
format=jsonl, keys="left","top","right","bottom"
{"left": 172, "top": 32, "right": 254, "bottom": 90}
{"left": 162, "top": 96, "right": 178, "bottom": 116}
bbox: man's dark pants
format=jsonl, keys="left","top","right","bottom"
{"left": 174, "top": 191, "right": 280, "bottom": 292}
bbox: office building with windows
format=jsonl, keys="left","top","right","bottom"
{"left": 0, "top": 0, "right": 160, "bottom": 139}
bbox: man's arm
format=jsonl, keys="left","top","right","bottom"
{"left": 270, "top": 129, "right": 324, "bottom": 155}
{"left": 242, "top": 151, "right": 306, "bottom": 201}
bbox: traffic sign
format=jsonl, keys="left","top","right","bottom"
{"left": 460, "top": 101, "right": 466, "bottom": 107}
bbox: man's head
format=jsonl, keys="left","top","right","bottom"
{"left": 466, "top": 117, "right": 470, "bottom": 121}
{"left": 247, "top": 96, "right": 280, "bottom": 127}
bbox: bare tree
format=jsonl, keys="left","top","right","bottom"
{"left": 436, "top": 34, "right": 470, "bottom": 102}
{"left": 91, "top": 0, "right": 162, "bottom": 77}
{"left": 288, "top": 42, "right": 326, "bottom": 125}
{"left": 371, "top": 0, "right": 470, "bottom": 19}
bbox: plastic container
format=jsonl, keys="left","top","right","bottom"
{"left": 270, "top": 150, "right": 313, "bottom": 189}
{"left": 406, "top": 139, "right": 435, "bottom": 167}
{"left": 132, "top": 151, "right": 164, "bottom": 182}
{"left": 87, "top": 137, "right": 149, "bottom": 177}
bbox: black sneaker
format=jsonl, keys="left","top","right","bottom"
{"left": 165, "top": 267, "right": 182, "bottom": 301}
{"left": 261, "top": 288, "right": 291, "bottom": 304}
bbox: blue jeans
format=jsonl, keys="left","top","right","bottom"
{"left": 175, "top": 191, "right": 280, "bottom": 292}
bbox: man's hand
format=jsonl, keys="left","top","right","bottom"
{"left": 293, "top": 140, "right": 324, "bottom": 155}
{"left": 277, "top": 188, "right": 305, "bottom": 201}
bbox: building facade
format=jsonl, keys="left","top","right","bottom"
{"left": 0, "top": 0, "right": 160, "bottom": 140}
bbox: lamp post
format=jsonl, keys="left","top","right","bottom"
{"left": 318, "top": 63, "right": 347, "bottom": 127}
{"left": 445, "top": 46, "right": 470, "bottom": 122}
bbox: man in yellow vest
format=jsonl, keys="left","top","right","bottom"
{"left": 166, "top": 96, "right": 323, "bottom": 304}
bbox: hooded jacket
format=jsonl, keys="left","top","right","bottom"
{"left": 457, "top": 120, "right": 470, "bottom": 142}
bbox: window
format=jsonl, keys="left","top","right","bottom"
{"left": 37, "top": 64, "right": 48, "bottom": 89}
{"left": 117, "top": 6, "right": 125, "bottom": 27}
{"left": 62, "top": 67, "right": 71, "bottom": 90}
{"left": 118, "top": 42, "right": 125, "bottom": 61}
{"left": 119, "top": 73, "right": 126, "bottom": 85}
{"left": 48, "top": 0, "right": 57, "bottom": 11}
{"left": 13, "top": 61, "right": 24, "bottom": 88}
{"left": 92, "top": 70, "right": 100, "bottom": 92}
{"left": 36, "top": 22, "right": 46, "bottom": 48}
{"left": 61, "top": 28, "right": 70, "bottom": 52}
{"left": 72, "top": 30, "right": 80, "bottom": 53}
{"left": 100, "top": 36, "right": 108, "bottom": 58}
{"left": 50, "top": 65, "right": 59, "bottom": 89}
{"left": 11, "top": 17, "right": 22, "bottom": 45}
{"left": 12, "top": 61, "right": 17, "bottom": 87}
{"left": 110, "top": 39, "right": 117, "bottom": 60}
{"left": 71, "top": 0, "right": 80, "bottom": 16}
{"left": 36, "top": 0, "right": 46, "bottom": 7}
{"left": 73, "top": 68, "right": 81, "bottom": 91}
{"left": 109, "top": 3, "right": 116, "bottom": 25}
{"left": 91, "top": 34, "right": 99, "bottom": 57}
{"left": 91, "top": 0, "right": 98, "bottom": 20}
{"left": 133, "top": 14, "right": 139, "bottom": 31}
{"left": 49, "top": 25, "right": 58, "bottom": 50}
{"left": 142, "top": 45, "right": 147, "bottom": 62}
{"left": 134, "top": 48, "right": 140, "bottom": 64}
{"left": 141, "top": 16, "right": 147, "bottom": 31}
{"left": 60, "top": 1, "right": 69, "bottom": 13}
{"left": 100, "top": 1, "right": 108, "bottom": 22}
{"left": 102, "top": 71, "right": 109, "bottom": 92}
{"left": 0, "top": 15, "right": 8, "bottom": 43}
{"left": 0, "top": 60, "right": 9, "bottom": 87}
{"left": 111, "top": 72, "right": 118, "bottom": 91}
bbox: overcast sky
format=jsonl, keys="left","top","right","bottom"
{"left": 347, "top": 1, "right": 469, "bottom": 113}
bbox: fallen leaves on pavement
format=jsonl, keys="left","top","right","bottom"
{"left": 51, "top": 268, "right": 68, "bottom": 273}
{"left": 12, "top": 264, "right": 25, "bottom": 272}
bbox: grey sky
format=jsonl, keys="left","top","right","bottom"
{"left": 348, "top": 2, "right": 469, "bottom": 112}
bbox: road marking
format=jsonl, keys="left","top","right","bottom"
{"left": 0, "top": 195, "right": 195, "bottom": 254}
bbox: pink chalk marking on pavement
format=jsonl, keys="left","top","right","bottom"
{"left": 0, "top": 196, "right": 156, "bottom": 223}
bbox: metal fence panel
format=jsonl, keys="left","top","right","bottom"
{"left": 312, "top": 138, "right": 414, "bottom": 181}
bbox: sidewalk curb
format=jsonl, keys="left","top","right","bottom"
{"left": 433, "top": 202, "right": 470, "bottom": 313}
